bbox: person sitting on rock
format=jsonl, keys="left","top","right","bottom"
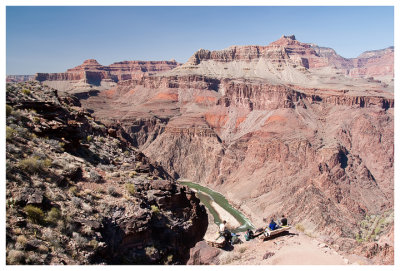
{"left": 216, "top": 220, "right": 228, "bottom": 240}
{"left": 244, "top": 228, "right": 254, "bottom": 241}
{"left": 269, "top": 218, "right": 278, "bottom": 230}
{"left": 219, "top": 220, "right": 227, "bottom": 233}
{"left": 280, "top": 215, "right": 288, "bottom": 226}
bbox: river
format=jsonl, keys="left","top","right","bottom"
{"left": 180, "top": 180, "right": 254, "bottom": 233}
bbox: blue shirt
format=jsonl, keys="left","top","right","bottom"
{"left": 269, "top": 221, "right": 277, "bottom": 230}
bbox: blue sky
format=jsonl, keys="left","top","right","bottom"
{"left": 6, "top": 6, "right": 394, "bottom": 75}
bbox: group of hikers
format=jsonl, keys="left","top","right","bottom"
{"left": 217, "top": 215, "right": 289, "bottom": 245}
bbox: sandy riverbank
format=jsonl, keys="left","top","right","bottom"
{"left": 210, "top": 201, "right": 241, "bottom": 229}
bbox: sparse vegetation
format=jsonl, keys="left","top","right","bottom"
{"left": 6, "top": 104, "right": 13, "bottom": 116}
{"left": 165, "top": 254, "right": 173, "bottom": 264}
{"left": 125, "top": 183, "right": 135, "bottom": 196}
{"left": 88, "top": 239, "right": 99, "bottom": 249}
{"left": 16, "top": 235, "right": 28, "bottom": 249}
{"left": 72, "top": 197, "right": 82, "bottom": 207}
{"left": 7, "top": 249, "right": 25, "bottom": 264}
{"left": 5, "top": 81, "right": 208, "bottom": 264}
{"left": 72, "top": 232, "right": 88, "bottom": 248}
{"left": 18, "top": 156, "right": 51, "bottom": 173}
{"left": 108, "top": 186, "right": 118, "bottom": 197}
{"left": 69, "top": 186, "right": 79, "bottom": 196}
{"left": 145, "top": 246, "right": 158, "bottom": 257}
{"left": 46, "top": 207, "right": 62, "bottom": 225}
{"left": 151, "top": 205, "right": 160, "bottom": 214}
{"left": 355, "top": 210, "right": 394, "bottom": 243}
{"left": 15, "top": 127, "right": 32, "bottom": 139}
{"left": 89, "top": 169, "right": 102, "bottom": 183}
{"left": 295, "top": 224, "right": 305, "bottom": 232}
{"left": 24, "top": 205, "right": 44, "bottom": 224}
{"left": 6, "top": 126, "right": 16, "bottom": 141}
{"left": 21, "top": 88, "right": 31, "bottom": 95}
{"left": 33, "top": 116, "right": 40, "bottom": 124}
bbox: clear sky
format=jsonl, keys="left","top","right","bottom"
{"left": 6, "top": 6, "right": 394, "bottom": 75}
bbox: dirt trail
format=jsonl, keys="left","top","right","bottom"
{"left": 201, "top": 200, "right": 362, "bottom": 265}
{"left": 215, "top": 229, "right": 364, "bottom": 265}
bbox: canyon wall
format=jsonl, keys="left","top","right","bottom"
{"left": 44, "top": 35, "right": 394, "bottom": 264}
{"left": 35, "top": 59, "right": 180, "bottom": 92}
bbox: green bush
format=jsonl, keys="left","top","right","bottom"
{"left": 33, "top": 117, "right": 40, "bottom": 124}
{"left": 18, "top": 157, "right": 42, "bottom": 173}
{"left": 6, "top": 126, "right": 16, "bottom": 141}
{"left": 42, "top": 159, "right": 52, "bottom": 168}
{"left": 6, "top": 104, "right": 12, "bottom": 116}
{"left": 125, "top": 183, "right": 135, "bottom": 196}
{"left": 151, "top": 205, "right": 160, "bottom": 214}
{"left": 46, "top": 207, "right": 61, "bottom": 225}
{"left": 88, "top": 239, "right": 99, "bottom": 249}
{"left": 24, "top": 205, "right": 44, "bottom": 224}
{"left": 18, "top": 156, "right": 51, "bottom": 173}
{"left": 69, "top": 186, "right": 79, "bottom": 196}
{"left": 22, "top": 88, "right": 31, "bottom": 95}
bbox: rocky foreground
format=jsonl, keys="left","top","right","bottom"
{"left": 5, "top": 81, "right": 208, "bottom": 264}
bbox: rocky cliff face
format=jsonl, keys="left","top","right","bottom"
{"left": 175, "top": 35, "right": 393, "bottom": 88}
{"left": 6, "top": 75, "right": 35, "bottom": 83}
{"left": 38, "top": 35, "right": 394, "bottom": 264}
{"left": 5, "top": 81, "right": 207, "bottom": 265}
{"left": 35, "top": 59, "right": 180, "bottom": 92}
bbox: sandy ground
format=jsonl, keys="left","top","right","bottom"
{"left": 202, "top": 199, "right": 363, "bottom": 265}
{"left": 216, "top": 229, "right": 357, "bottom": 265}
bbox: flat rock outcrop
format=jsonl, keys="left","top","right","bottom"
{"left": 35, "top": 59, "right": 180, "bottom": 92}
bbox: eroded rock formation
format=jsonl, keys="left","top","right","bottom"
{"left": 5, "top": 81, "right": 207, "bottom": 265}
{"left": 38, "top": 35, "right": 394, "bottom": 264}
{"left": 35, "top": 59, "right": 180, "bottom": 92}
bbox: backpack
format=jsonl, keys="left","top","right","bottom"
{"left": 245, "top": 230, "right": 254, "bottom": 241}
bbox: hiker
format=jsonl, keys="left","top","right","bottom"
{"left": 244, "top": 228, "right": 254, "bottom": 241}
{"left": 219, "top": 220, "right": 227, "bottom": 232}
{"left": 231, "top": 232, "right": 241, "bottom": 245}
{"left": 280, "top": 215, "right": 288, "bottom": 226}
{"left": 217, "top": 220, "right": 231, "bottom": 244}
{"left": 269, "top": 218, "right": 278, "bottom": 230}
{"left": 222, "top": 229, "right": 232, "bottom": 244}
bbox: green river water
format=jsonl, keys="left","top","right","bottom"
{"left": 180, "top": 181, "right": 254, "bottom": 233}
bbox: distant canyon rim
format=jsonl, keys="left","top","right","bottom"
{"left": 32, "top": 35, "right": 394, "bottom": 264}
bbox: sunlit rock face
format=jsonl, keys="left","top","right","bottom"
{"left": 48, "top": 35, "right": 393, "bottom": 264}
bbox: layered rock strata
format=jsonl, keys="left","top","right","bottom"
{"left": 35, "top": 59, "right": 180, "bottom": 92}
{"left": 43, "top": 35, "right": 394, "bottom": 264}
